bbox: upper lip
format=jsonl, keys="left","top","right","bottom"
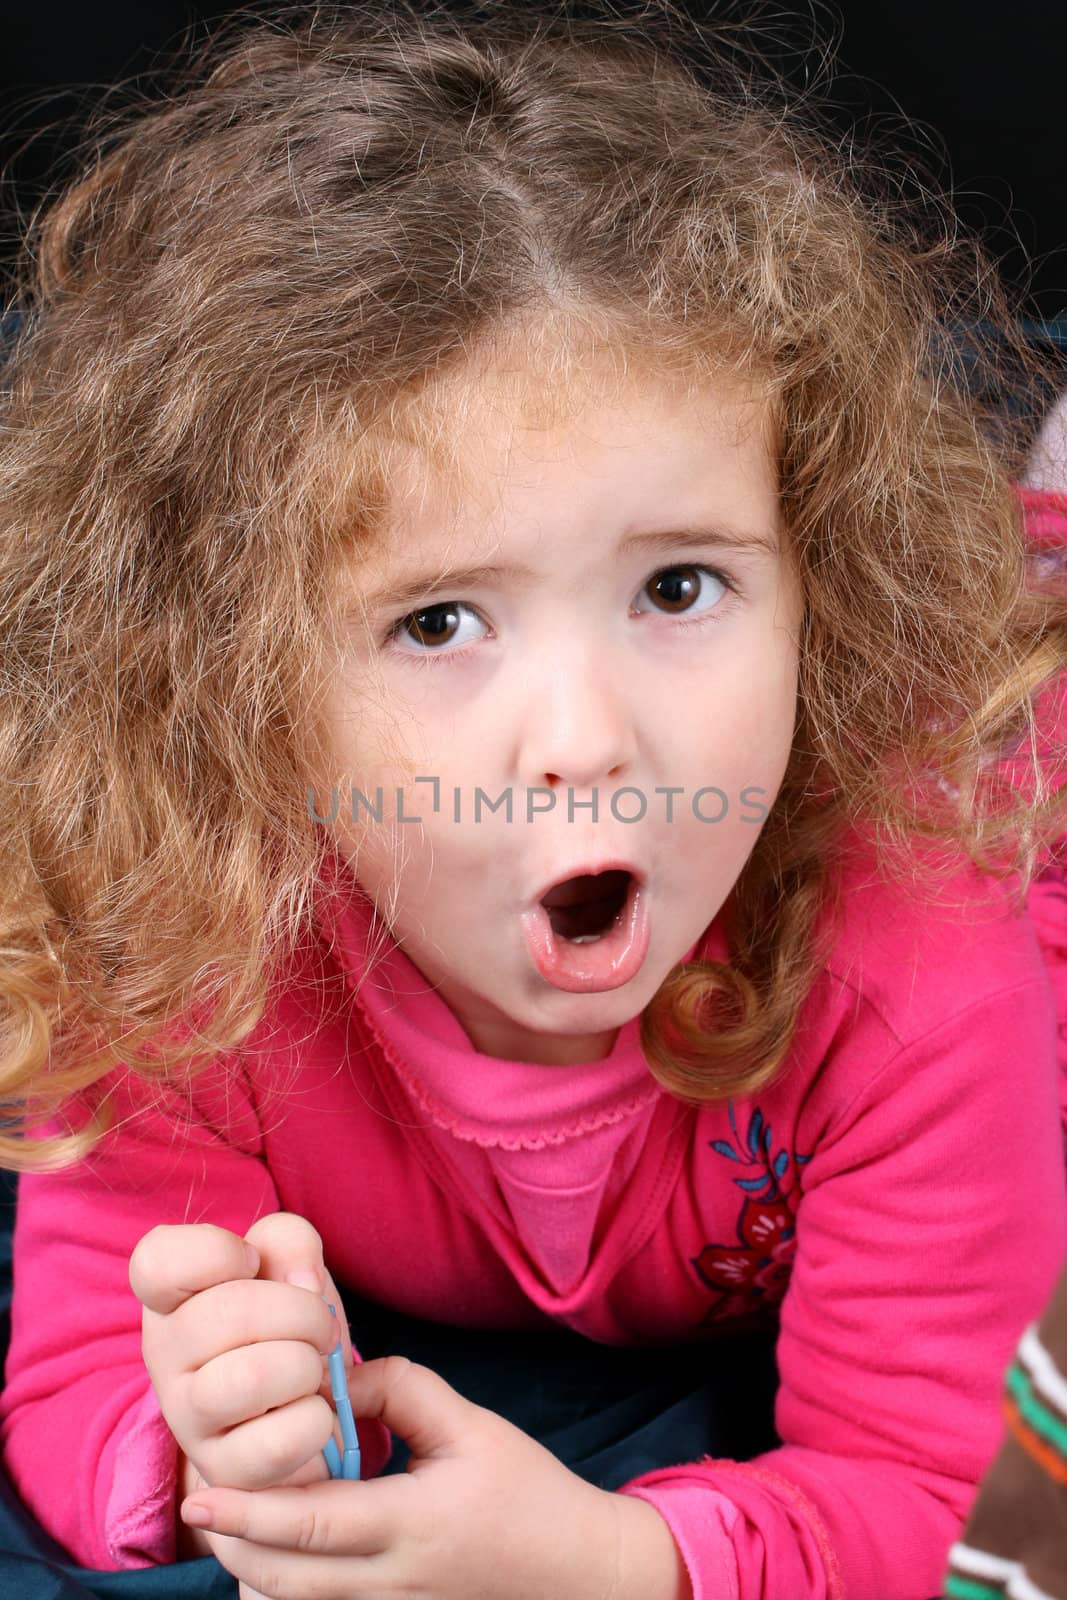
{"left": 532, "top": 860, "right": 646, "bottom": 909}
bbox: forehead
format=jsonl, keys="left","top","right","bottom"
{"left": 374, "top": 331, "right": 773, "bottom": 527}
{"left": 321, "top": 330, "right": 789, "bottom": 667}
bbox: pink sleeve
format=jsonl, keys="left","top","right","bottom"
{"left": 618, "top": 975, "right": 1067, "bottom": 1600}
{"left": 0, "top": 1062, "right": 278, "bottom": 1568}
{"left": 0, "top": 1060, "right": 389, "bottom": 1570}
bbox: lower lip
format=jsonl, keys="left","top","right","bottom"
{"left": 519, "top": 878, "right": 651, "bottom": 993}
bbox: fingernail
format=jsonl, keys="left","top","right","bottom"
{"left": 181, "top": 1502, "right": 213, "bottom": 1528}
{"left": 286, "top": 1267, "right": 321, "bottom": 1292}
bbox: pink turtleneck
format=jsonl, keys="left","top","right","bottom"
{"left": 339, "top": 891, "right": 715, "bottom": 1300}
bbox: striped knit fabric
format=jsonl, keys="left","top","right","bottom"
{"left": 943, "top": 1257, "right": 1067, "bottom": 1600}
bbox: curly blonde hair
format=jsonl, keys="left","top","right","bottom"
{"left": 2, "top": 0, "right": 1065, "bottom": 1171}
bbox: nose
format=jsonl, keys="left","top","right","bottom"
{"left": 514, "top": 635, "right": 638, "bottom": 794}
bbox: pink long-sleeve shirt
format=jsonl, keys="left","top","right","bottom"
{"left": 3, "top": 816, "right": 1067, "bottom": 1600}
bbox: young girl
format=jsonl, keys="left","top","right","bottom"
{"left": 1, "top": 3, "right": 1066, "bottom": 1598}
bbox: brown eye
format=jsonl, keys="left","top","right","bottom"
{"left": 384, "top": 599, "right": 489, "bottom": 655}
{"left": 397, "top": 603, "right": 462, "bottom": 648}
{"left": 632, "top": 563, "right": 734, "bottom": 624}
{"left": 646, "top": 566, "right": 705, "bottom": 613}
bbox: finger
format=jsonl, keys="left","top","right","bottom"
{"left": 181, "top": 1476, "right": 406, "bottom": 1555}
{"left": 321, "top": 1264, "right": 355, "bottom": 1371}
{"left": 245, "top": 1213, "right": 354, "bottom": 1369}
{"left": 201, "top": 1393, "right": 340, "bottom": 1490}
{"left": 186, "top": 1339, "right": 327, "bottom": 1434}
{"left": 244, "top": 1213, "right": 326, "bottom": 1297}
{"left": 203, "top": 1527, "right": 378, "bottom": 1600}
{"left": 149, "top": 1278, "right": 340, "bottom": 1374}
{"left": 343, "top": 1356, "right": 473, "bottom": 1460}
{"left": 129, "top": 1224, "right": 260, "bottom": 1316}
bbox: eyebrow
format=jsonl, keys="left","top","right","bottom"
{"left": 362, "top": 524, "right": 779, "bottom": 613}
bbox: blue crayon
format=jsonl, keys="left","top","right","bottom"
{"left": 322, "top": 1300, "right": 361, "bottom": 1480}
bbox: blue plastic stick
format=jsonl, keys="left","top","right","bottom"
{"left": 321, "top": 1300, "right": 362, "bottom": 1481}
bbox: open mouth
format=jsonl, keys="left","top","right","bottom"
{"left": 539, "top": 869, "right": 634, "bottom": 944}
{"left": 522, "top": 866, "right": 650, "bottom": 992}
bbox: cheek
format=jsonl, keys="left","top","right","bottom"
{"left": 673, "top": 663, "right": 797, "bottom": 823}
{"left": 689, "top": 665, "right": 795, "bottom": 758}
{"left": 319, "top": 712, "right": 430, "bottom": 820}
{"left": 733, "top": 622, "right": 800, "bottom": 737}
{"left": 321, "top": 652, "right": 438, "bottom": 781}
{"left": 332, "top": 798, "right": 465, "bottom": 902}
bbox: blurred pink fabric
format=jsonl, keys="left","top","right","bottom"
{"left": 1018, "top": 480, "right": 1067, "bottom": 1137}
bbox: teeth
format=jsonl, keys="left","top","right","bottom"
{"left": 568, "top": 933, "right": 604, "bottom": 945}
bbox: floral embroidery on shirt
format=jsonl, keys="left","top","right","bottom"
{"left": 691, "top": 1101, "right": 811, "bottom": 1327}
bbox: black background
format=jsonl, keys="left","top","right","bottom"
{"left": 1, "top": 0, "right": 1066, "bottom": 322}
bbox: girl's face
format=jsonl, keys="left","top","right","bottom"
{"left": 320, "top": 357, "right": 803, "bottom": 1064}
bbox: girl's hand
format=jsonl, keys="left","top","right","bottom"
{"left": 129, "top": 1213, "right": 354, "bottom": 1496}
{"left": 177, "top": 1356, "right": 693, "bottom": 1600}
